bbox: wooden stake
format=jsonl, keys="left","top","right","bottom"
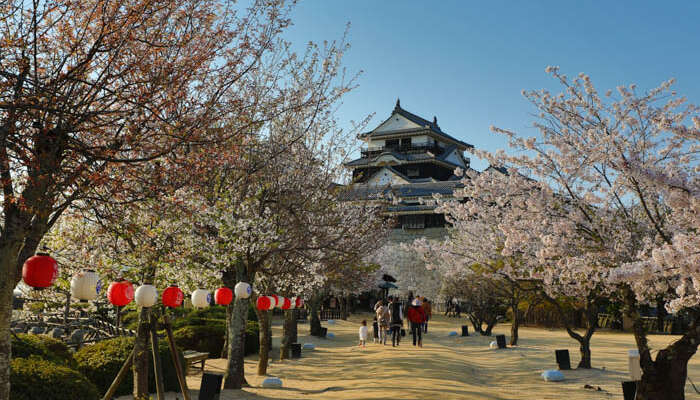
{"left": 163, "top": 314, "right": 191, "bottom": 400}
{"left": 150, "top": 314, "right": 165, "bottom": 400}
{"left": 102, "top": 348, "right": 134, "bottom": 400}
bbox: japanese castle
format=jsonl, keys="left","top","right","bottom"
{"left": 344, "top": 99, "right": 475, "bottom": 241}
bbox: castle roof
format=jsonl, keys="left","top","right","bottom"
{"left": 358, "top": 99, "right": 473, "bottom": 150}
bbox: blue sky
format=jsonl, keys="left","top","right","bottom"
{"left": 283, "top": 1, "right": 700, "bottom": 171}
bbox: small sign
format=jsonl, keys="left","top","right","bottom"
{"left": 199, "top": 372, "right": 223, "bottom": 400}
{"left": 461, "top": 325, "right": 469, "bottom": 337}
{"left": 555, "top": 349, "right": 571, "bottom": 370}
{"left": 496, "top": 334, "right": 506, "bottom": 349}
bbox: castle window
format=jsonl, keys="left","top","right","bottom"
{"left": 402, "top": 215, "right": 425, "bottom": 229}
{"left": 407, "top": 168, "right": 419, "bottom": 177}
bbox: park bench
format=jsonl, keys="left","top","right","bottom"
{"left": 183, "top": 350, "right": 209, "bottom": 374}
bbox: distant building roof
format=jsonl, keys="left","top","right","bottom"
{"left": 358, "top": 99, "right": 473, "bottom": 149}
{"left": 485, "top": 165, "right": 509, "bottom": 175}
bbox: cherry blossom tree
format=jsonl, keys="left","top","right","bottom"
{"left": 412, "top": 169, "right": 537, "bottom": 345}
{"left": 478, "top": 67, "right": 699, "bottom": 398}
{"left": 373, "top": 242, "right": 443, "bottom": 300}
{"left": 44, "top": 186, "right": 215, "bottom": 398}
{"left": 0, "top": 0, "right": 304, "bottom": 397}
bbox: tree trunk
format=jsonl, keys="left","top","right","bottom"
{"left": 63, "top": 292, "right": 71, "bottom": 329}
{"left": 340, "top": 296, "right": 348, "bottom": 320}
{"left": 221, "top": 308, "right": 230, "bottom": 358}
{"left": 347, "top": 295, "right": 353, "bottom": 315}
{"left": 564, "top": 322, "right": 595, "bottom": 368}
{"left": 484, "top": 318, "right": 496, "bottom": 336}
{"left": 0, "top": 238, "right": 25, "bottom": 400}
{"left": 655, "top": 297, "right": 667, "bottom": 333}
{"left": 222, "top": 268, "right": 250, "bottom": 390}
{"left": 0, "top": 267, "right": 15, "bottom": 400}
{"left": 510, "top": 301, "right": 520, "bottom": 346}
{"left": 469, "top": 315, "right": 483, "bottom": 335}
{"left": 309, "top": 294, "right": 322, "bottom": 336}
{"left": 577, "top": 336, "right": 592, "bottom": 369}
{"left": 256, "top": 309, "right": 271, "bottom": 375}
{"left": 634, "top": 330, "right": 698, "bottom": 400}
{"left": 545, "top": 293, "right": 598, "bottom": 369}
{"left": 625, "top": 290, "right": 699, "bottom": 400}
{"left": 280, "top": 309, "right": 297, "bottom": 360}
{"left": 133, "top": 306, "right": 152, "bottom": 399}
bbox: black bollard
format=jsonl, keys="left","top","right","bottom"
{"left": 461, "top": 325, "right": 469, "bottom": 337}
{"left": 319, "top": 327, "right": 327, "bottom": 338}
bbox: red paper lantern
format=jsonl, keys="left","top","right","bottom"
{"left": 22, "top": 253, "right": 58, "bottom": 289}
{"left": 162, "top": 285, "right": 184, "bottom": 308}
{"left": 107, "top": 281, "right": 134, "bottom": 306}
{"left": 295, "top": 297, "right": 303, "bottom": 308}
{"left": 256, "top": 296, "right": 271, "bottom": 310}
{"left": 214, "top": 287, "right": 233, "bottom": 305}
{"left": 282, "top": 297, "right": 291, "bottom": 310}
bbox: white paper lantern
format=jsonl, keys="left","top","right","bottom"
{"left": 266, "top": 295, "right": 275, "bottom": 311}
{"left": 70, "top": 270, "right": 98, "bottom": 301}
{"left": 289, "top": 297, "right": 296, "bottom": 309}
{"left": 234, "top": 282, "right": 251, "bottom": 299}
{"left": 134, "top": 284, "right": 158, "bottom": 307}
{"left": 191, "top": 289, "right": 210, "bottom": 309}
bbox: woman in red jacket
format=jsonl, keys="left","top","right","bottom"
{"left": 407, "top": 298, "right": 426, "bottom": 347}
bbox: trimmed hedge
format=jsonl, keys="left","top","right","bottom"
{"left": 11, "top": 333, "right": 75, "bottom": 367}
{"left": 174, "top": 324, "right": 225, "bottom": 357}
{"left": 120, "top": 309, "right": 140, "bottom": 331}
{"left": 245, "top": 321, "right": 259, "bottom": 356}
{"left": 75, "top": 336, "right": 184, "bottom": 397}
{"left": 11, "top": 357, "right": 98, "bottom": 400}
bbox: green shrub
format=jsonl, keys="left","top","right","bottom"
{"left": 11, "top": 333, "right": 75, "bottom": 367}
{"left": 11, "top": 357, "right": 98, "bottom": 400}
{"left": 27, "top": 302, "right": 45, "bottom": 314}
{"left": 120, "top": 309, "right": 140, "bottom": 330}
{"left": 248, "top": 303, "right": 258, "bottom": 322}
{"left": 245, "top": 320, "right": 259, "bottom": 356}
{"left": 173, "top": 325, "right": 225, "bottom": 357}
{"left": 75, "top": 336, "right": 184, "bottom": 397}
{"left": 170, "top": 307, "right": 227, "bottom": 330}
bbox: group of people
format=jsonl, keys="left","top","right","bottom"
{"left": 444, "top": 297, "right": 462, "bottom": 318}
{"left": 358, "top": 295, "right": 432, "bottom": 348}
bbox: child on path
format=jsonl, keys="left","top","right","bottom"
{"left": 358, "top": 320, "right": 368, "bottom": 348}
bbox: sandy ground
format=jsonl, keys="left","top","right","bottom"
{"left": 118, "top": 314, "right": 700, "bottom": 399}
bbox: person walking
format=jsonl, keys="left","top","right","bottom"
{"left": 421, "top": 297, "right": 432, "bottom": 333}
{"left": 388, "top": 296, "right": 403, "bottom": 347}
{"left": 358, "top": 320, "right": 368, "bottom": 348}
{"left": 407, "top": 298, "right": 426, "bottom": 347}
{"left": 376, "top": 300, "right": 390, "bottom": 345}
